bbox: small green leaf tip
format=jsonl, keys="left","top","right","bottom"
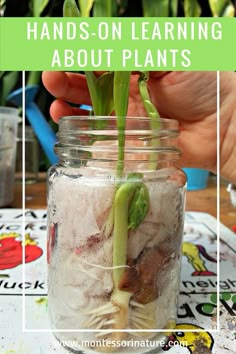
{"left": 63, "top": 0, "right": 81, "bottom": 17}
{"left": 128, "top": 182, "right": 149, "bottom": 230}
{"left": 126, "top": 173, "right": 150, "bottom": 230}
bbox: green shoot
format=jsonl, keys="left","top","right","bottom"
{"left": 62, "top": 2, "right": 150, "bottom": 341}
{"left": 209, "top": 0, "right": 235, "bottom": 16}
{"left": 170, "top": 0, "right": 178, "bottom": 16}
{"left": 184, "top": 0, "right": 201, "bottom": 17}
{"left": 32, "top": 0, "right": 50, "bottom": 17}
{"left": 138, "top": 71, "right": 160, "bottom": 169}
{"left": 138, "top": 71, "right": 160, "bottom": 121}
{"left": 63, "top": 0, "right": 81, "bottom": 16}
{"left": 112, "top": 180, "right": 139, "bottom": 288}
{"left": 78, "top": 0, "right": 94, "bottom": 17}
{"left": 128, "top": 173, "right": 149, "bottom": 230}
{"left": 85, "top": 71, "right": 114, "bottom": 117}
{"left": 142, "top": 0, "right": 169, "bottom": 16}
{"left": 113, "top": 71, "right": 131, "bottom": 178}
{"left": 112, "top": 174, "right": 149, "bottom": 288}
{"left": 110, "top": 173, "right": 149, "bottom": 335}
{"left": 93, "top": 0, "right": 113, "bottom": 17}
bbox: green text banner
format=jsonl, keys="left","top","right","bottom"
{"left": 0, "top": 18, "right": 235, "bottom": 70}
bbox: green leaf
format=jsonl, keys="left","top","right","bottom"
{"left": 95, "top": 72, "right": 114, "bottom": 117}
{"left": 114, "top": 71, "right": 131, "bottom": 120}
{"left": 170, "top": 0, "right": 178, "bottom": 16}
{"left": 138, "top": 72, "right": 160, "bottom": 170}
{"left": 128, "top": 185, "right": 149, "bottom": 230}
{"left": 63, "top": 0, "right": 81, "bottom": 17}
{"left": 142, "top": 0, "right": 169, "bottom": 17}
{"left": 209, "top": 0, "right": 235, "bottom": 16}
{"left": 84, "top": 71, "right": 98, "bottom": 112}
{"left": 93, "top": 0, "right": 112, "bottom": 17}
{"left": 113, "top": 176, "right": 149, "bottom": 286}
{"left": 85, "top": 71, "right": 114, "bottom": 128}
{"left": 222, "top": 4, "right": 235, "bottom": 16}
{"left": 114, "top": 71, "right": 131, "bottom": 177}
{"left": 32, "top": 0, "right": 50, "bottom": 17}
{"left": 78, "top": 0, "right": 94, "bottom": 17}
{"left": 127, "top": 174, "right": 150, "bottom": 230}
{"left": 138, "top": 72, "right": 160, "bottom": 120}
{"left": 184, "top": 0, "right": 201, "bottom": 17}
{"left": 27, "top": 71, "right": 41, "bottom": 86}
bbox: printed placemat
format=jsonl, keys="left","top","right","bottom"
{"left": 0, "top": 209, "right": 235, "bottom": 354}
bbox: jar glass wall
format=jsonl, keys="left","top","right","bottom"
{"left": 47, "top": 116, "right": 186, "bottom": 353}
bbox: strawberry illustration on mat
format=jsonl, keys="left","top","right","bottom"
{"left": 0, "top": 232, "right": 43, "bottom": 270}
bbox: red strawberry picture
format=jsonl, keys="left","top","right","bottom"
{"left": 0, "top": 233, "right": 43, "bottom": 270}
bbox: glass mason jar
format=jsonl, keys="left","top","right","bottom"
{"left": 47, "top": 116, "right": 186, "bottom": 353}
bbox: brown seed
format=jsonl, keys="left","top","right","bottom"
{"left": 119, "top": 247, "right": 173, "bottom": 304}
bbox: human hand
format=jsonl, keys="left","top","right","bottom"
{"left": 42, "top": 71, "right": 236, "bottom": 183}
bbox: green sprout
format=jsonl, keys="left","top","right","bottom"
{"left": 138, "top": 71, "right": 161, "bottom": 169}
{"left": 62, "top": 0, "right": 158, "bottom": 343}
{"left": 61, "top": 0, "right": 236, "bottom": 347}
{"left": 113, "top": 71, "right": 131, "bottom": 178}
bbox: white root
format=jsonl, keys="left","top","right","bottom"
{"left": 84, "top": 302, "right": 117, "bottom": 315}
{"left": 95, "top": 330, "right": 113, "bottom": 338}
{"left": 98, "top": 307, "right": 120, "bottom": 316}
{"left": 83, "top": 299, "right": 158, "bottom": 340}
{"left": 96, "top": 319, "right": 106, "bottom": 329}
{"left": 131, "top": 317, "right": 152, "bottom": 328}
{"left": 76, "top": 263, "right": 101, "bottom": 281}
{"left": 84, "top": 315, "right": 103, "bottom": 328}
{"left": 83, "top": 313, "right": 96, "bottom": 327}
{"left": 103, "top": 319, "right": 116, "bottom": 325}
{"left": 130, "top": 301, "right": 145, "bottom": 308}
{"left": 130, "top": 311, "right": 151, "bottom": 321}
{"left": 78, "top": 257, "right": 130, "bottom": 270}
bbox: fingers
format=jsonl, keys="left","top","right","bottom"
{"left": 50, "top": 99, "right": 89, "bottom": 123}
{"left": 42, "top": 71, "right": 168, "bottom": 104}
{"left": 42, "top": 71, "right": 91, "bottom": 104}
{"left": 149, "top": 71, "right": 170, "bottom": 79}
{"left": 148, "top": 72, "right": 217, "bottom": 121}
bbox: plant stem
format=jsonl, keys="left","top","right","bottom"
{"left": 93, "top": 0, "right": 113, "bottom": 17}
{"left": 27, "top": 71, "right": 41, "bottom": 86}
{"left": 111, "top": 178, "right": 146, "bottom": 336}
{"left": 113, "top": 71, "right": 131, "bottom": 178}
{"left": 138, "top": 72, "right": 160, "bottom": 169}
{"left": 85, "top": 71, "right": 114, "bottom": 123}
{"left": 78, "top": 0, "right": 94, "bottom": 17}
{"left": 111, "top": 289, "right": 132, "bottom": 338}
{"left": 113, "top": 180, "right": 142, "bottom": 287}
{"left": 63, "top": 0, "right": 81, "bottom": 16}
{"left": 184, "top": 0, "right": 201, "bottom": 17}
{"left": 142, "top": 0, "right": 169, "bottom": 16}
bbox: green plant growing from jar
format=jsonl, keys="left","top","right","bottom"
{"left": 46, "top": 1, "right": 235, "bottom": 353}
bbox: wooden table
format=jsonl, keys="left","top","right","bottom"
{"left": 10, "top": 175, "right": 236, "bottom": 231}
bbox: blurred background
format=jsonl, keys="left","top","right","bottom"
{"left": 1, "top": 0, "right": 236, "bottom": 17}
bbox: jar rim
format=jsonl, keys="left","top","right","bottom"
{"left": 59, "top": 116, "right": 179, "bottom": 124}
{"left": 58, "top": 116, "right": 179, "bottom": 134}
{"left": 56, "top": 115, "right": 181, "bottom": 164}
